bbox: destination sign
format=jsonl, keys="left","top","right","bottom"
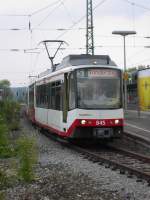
{"left": 77, "top": 69, "right": 118, "bottom": 78}
{"left": 88, "top": 69, "right": 118, "bottom": 77}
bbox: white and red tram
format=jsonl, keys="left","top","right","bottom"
{"left": 27, "top": 54, "right": 124, "bottom": 140}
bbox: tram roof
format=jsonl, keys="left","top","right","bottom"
{"left": 56, "top": 54, "right": 116, "bottom": 70}
{"left": 35, "top": 54, "right": 118, "bottom": 81}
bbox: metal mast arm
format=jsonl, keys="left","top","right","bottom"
{"left": 39, "top": 40, "right": 68, "bottom": 72}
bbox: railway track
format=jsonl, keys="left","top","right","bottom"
{"left": 36, "top": 123, "right": 150, "bottom": 185}
{"left": 124, "top": 131, "right": 150, "bottom": 148}
{"left": 65, "top": 142, "right": 150, "bottom": 185}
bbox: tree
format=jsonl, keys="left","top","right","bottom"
{"left": 137, "top": 65, "right": 147, "bottom": 70}
{"left": 0, "top": 80, "right": 12, "bottom": 100}
{"left": 0, "top": 80, "right": 10, "bottom": 88}
{"left": 127, "top": 67, "right": 137, "bottom": 72}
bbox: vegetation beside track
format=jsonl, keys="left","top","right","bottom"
{"left": 0, "top": 99, "right": 38, "bottom": 198}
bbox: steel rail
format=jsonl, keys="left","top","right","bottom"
{"left": 124, "top": 131, "right": 150, "bottom": 146}
{"left": 31, "top": 119, "right": 150, "bottom": 185}
{"left": 68, "top": 143, "right": 150, "bottom": 185}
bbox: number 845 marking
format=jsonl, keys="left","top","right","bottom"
{"left": 96, "top": 120, "right": 106, "bottom": 126}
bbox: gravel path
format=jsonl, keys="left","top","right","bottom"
{"left": 1, "top": 119, "right": 150, "bottom": 200}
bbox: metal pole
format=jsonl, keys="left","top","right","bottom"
{"left": 90, "top": 0, "right": 94, "bottom": 55}
{"left": 123, "top": 35, "right": 127, "bottom": 110}
{"left": 86, "top": 0, "right": 88, "bottom": 54}
{"left": 86, "top": 0, "right": 94, "bottom": 55}
{"left": 137, "top": 72, "right": 141, "bottom": 118}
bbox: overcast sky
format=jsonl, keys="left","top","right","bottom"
{"left": 0, "top": 0, "right": 150, "bottom": 87}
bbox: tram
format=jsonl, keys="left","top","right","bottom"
{"left": 27, "top": 54, "right": 124, "bottom": 140}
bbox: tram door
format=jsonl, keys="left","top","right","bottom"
{"left": 63, "top": 72, "right": 75, "bottom": 123}
{"left": 47, "top": 81, "right": 62, "bottom": 129}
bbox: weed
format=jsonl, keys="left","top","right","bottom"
{"left": 0, "top": 168, "right": 8, "bottom": 189}
{"left": 0, "top": 192, "right": 5, "bottom": 200}
{"left": 17, "top": 135, "right": 38, "bottom": 182}
{"left": 0, "top": 100, "right": 20, "bottom": 131}
{"left": 0, "top": 117, "right": 11, "bottom": 158}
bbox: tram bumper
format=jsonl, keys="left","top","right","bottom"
{"left": 70, "top": 126, "right": 123, "bottom": 139}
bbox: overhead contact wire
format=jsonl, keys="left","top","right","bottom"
{"left": 121, "top": 0, "right": 150, "bottom": 12}
{"left": 56, "top": 0, "right": 108, "bottom": 39}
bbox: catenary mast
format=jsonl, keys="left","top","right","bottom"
{"left": 86, "top": 0, "right": 94, "bottom": 55}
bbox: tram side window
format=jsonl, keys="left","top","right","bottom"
{"left": 29, "top": 84, "right": 34, "bottom": 107}
{"left": 69, "top": 73, "right": 75, "bottom": 110}
{"left": 51, "top": 83, "right": 55, "bottom": 109}
{"left": 36, "top": 85, "right": 42, "bottom": 107}
{"left": 40, "top": 85, "right": 45, "bottom": 107}
{"left": 47, "top": 83, "right": 51, "bottom": 109}
{"left": 36, "top": 81, "right": 62, "bottom": 110}
{"left": 55, "top": 83, "right": 61, "bottom": 110}
{"left": 47, "top": 81, "right": 62, "bottom": 111}
{"left": 36, "top": 84, "right": 48, "bottom": 108}
{"left": 36, "top": 86, "right": 39, "bottom": 107}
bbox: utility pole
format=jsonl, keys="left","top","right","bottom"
{"left": 86, "top": 0, "right": 94, "bottom": 55}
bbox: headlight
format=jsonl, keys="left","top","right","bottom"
{"left": 80, "top": 120, "right": 87, "bottom": 125}
{"left": 115, "top": 119, "right": 119, "bottom": 124}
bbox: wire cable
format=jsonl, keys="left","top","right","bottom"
{"left": 61, "top": 1, "right": 76, "bottom": 24}
{"left": 33, "top": 1, "right": 66, "bottom": 29}
{"left": 56, "top": 0, "right": 108, "bottom": 39}
{"left": 30, "top": 0, "right": 62, "bottom": 16}
{"left": 0, "top": 0, "right": 61, "bottom": 17}
{"left": 0, "top": 14, "right": 28, "bottom": 17}
{"left": 32, "top": 27, "right": 85, "bottom": 31}
{"left": 121, "top": 0, "right": 150, "bottom": 12}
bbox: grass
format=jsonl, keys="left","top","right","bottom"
{"left": 0, "top": 100, "right": 20, "bottom": 131}
{"left": 0, "top": 117, "right": 11, "bottom": 158}
{"left": 0, "top": 192, "right": 5, "bottom": 200}
{"left": 0, "top": 169, "right": 8, "bottom": 189}
{"left": 17, "top": 135, "right": 38, "bottom": 182}
{"left": 0, "top": 99, "right": 38, "bottom": 188}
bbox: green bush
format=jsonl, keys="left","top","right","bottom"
{"left": 0, "top": 117, "right": 11, "bottom": 158}
{"left": 0, "top": 100, "right": 20, "bottom": 131}
{"left": 17, "top": 135, "right": 38, "bottom": 182}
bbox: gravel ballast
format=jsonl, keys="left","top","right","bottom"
{"left": 1, "top": 119, "right": 150, "bottom": 200}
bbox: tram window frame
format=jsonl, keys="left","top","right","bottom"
{"left": 55, "top": 81, "right": 62, "bottom": 110}
{"left": 36, "top": 84, "right": 48, "bottom": 108}
{"left": 45, "top": 84, "right": 49, "bottom": 108}
{"left": 29, "top": 84, "right": 34, "bottom": 108}
{"left": 51, "top": 82, "right": 56, "bottom": 109}
{"left": 68, "top": 72, "right": 76, "bottom": 110}
{"left": 36, "top": 85, "right": 39, "bottom": 107}
{"left": 48, "top": 80, "right": 62, "bottom": 111}
{"left": 36, "top": 80, "right": 63, "bottom": 110}
{"left": 41, "top": 85, "right": 45, "bottom": 108}
{"left": 47, "top": 83, "right": 51, "bottom": 109}
{"left": 75, "top": 68, "right": 123, "bottom": 110}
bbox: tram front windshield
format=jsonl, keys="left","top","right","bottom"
{"left": 76, "top": 68, "right": 121, "bottom": 109}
